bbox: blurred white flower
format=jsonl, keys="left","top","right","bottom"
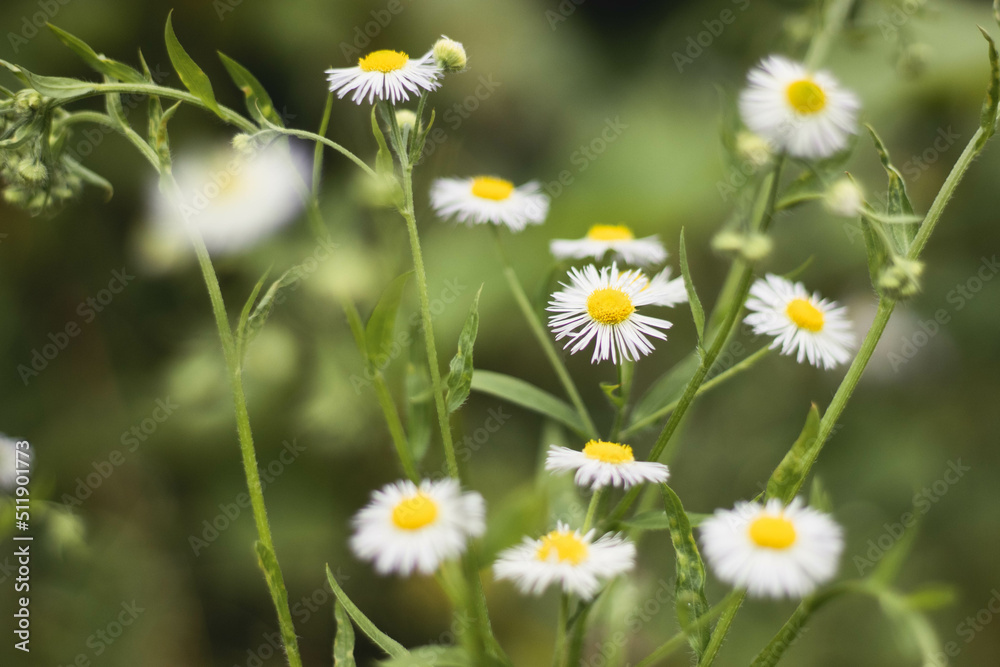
{"left": 138, "top": 142, "right": 306, "bottom": 269}
{"left": 545, "top": 441, "right": 669, "bottom": 490}
{"left": 430, "top": 176, "right": 549, "bottom": 232}
{"left": 550, "top": 224, "right": 667, "bottom": 267}
{"left": 326, "top": 49, "right": 441, "bottom": 105}
{"left": 740, "top": 55, "right": 860, "bottom": 160}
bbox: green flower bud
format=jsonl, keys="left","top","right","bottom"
{"left": 433, "top": 36, "right": 468, "bottom": 73}
{"left": 879, "top": 258, "right": 924, "bottom": 300}
{"left": 735, "top": 131, "right": 772, "bottom": 169}
{"left": 16, "top": 160, "right": 48, "bottom": 184}
{"left": 711, "top": 230, "right": 773, "bottom": 262}
{"left": 395, "top": 109, "right": 418, "bottom": 133}
{"left": 824, "top": 178, "right": 863, "bottom": 218}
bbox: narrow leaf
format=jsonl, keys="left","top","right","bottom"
{"left": 405, "top": 332, "right": 433, "bottom": 463}
{"left": 333, "top": 601, "right": 357, "bottom": 667}
{"left": 365, "top": 272, "right": 412, "bottom": 367}
{"left": 470, "top": 370, "right": 589, "bottom": 438}
{"left": 620, "top": 510, "right": 711, "bottom": 532}
{"left": 242, "top": 269, "right": 298, "bottom": 360}
{"left": 765, "top": 403, "right": 822, "bottom": 503}
{"left": 47, "top": 24, "right": 145, "bottom": 83}
{"left": 236, "top": 268, "right": 272, "bottom": 360}
{"left": 325, "top": 565, "right": 408, "bottom": 658}
{"left": 661, "top": 484, "right": 711, "bottom": 658}
{"left": 860, "top": 214, "right": 890, "bottom": 288}
{"left": 978, "top": 26, "right": 1000, "bottom": 146}
{"left": 378, "top": 647, "right": 470, "bottom": 666}
{"left": 679, "top": 229, "right": 705, "bottom": 342}
{"left": 445, "top": 286, "right": 482, "bottom": 413}
{"left": 0, "top": 59, "right": 95, "bottom": 98}
{"left": 371, "top": 106, "right": 394, "bottom": 177}
{"left": 164, "top": 11, "right": 221, "bottom": 116}
{"left": 218, "top": 52, "right": 283, "bottom": 126}
{"left": 866, "top": 125, "right": 916, "bottom": 251}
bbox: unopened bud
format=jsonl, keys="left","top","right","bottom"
{"left": 824, "top": 178, "right": 863, "bottom": 218}
{"left": 433, "top": 36, "right": 468, "bottom": 73}
{"left": 879, "top": 257, "right": 924, "bottom": 300}
{"left": 735, "top": 132, "right": 772, "bottom": 169}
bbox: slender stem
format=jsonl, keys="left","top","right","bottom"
{"left": 490, "top": 228, "right": 600, "bottom": 439}
{"left": 313, "top": 92, "right": 335, "bottom": 194}
{"left": 622, "top": 347, "right": 770, "bottom": 437}
{"left": 56, "top": 110, "right": 117, "bottom": 128}
{"left": 583, "top": 488, "right": 605, "bottom": 532}
{"left": 698, "top": 590, "right": 746, "bottom": 667}
{"left": 265, "top": 126, "right": 377, "bottom": 179}
{"left": 372, "top": 372, "right": 419, "bottom": 481}
{"left": 552, "top": 594, "right": 570, "bottom": 667}
{"left": 607, "top": 359, "right": 634, "bottom": 442}
{"left": 166, "top": 175, "right": 302, "bottom": 667}
{"left": 564, "top": 600, "right": 594, "bottom": 667}
{"left": 804, "top": 0, "right": 856, "bottom": 70}
{"left": 633, "top": 590, "right": 741, "bottom": 667}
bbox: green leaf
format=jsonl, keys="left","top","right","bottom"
{"left": 629, "top": 352, "right": 700, "bottom": 428}
{"left": 236, "top": 269, "right": 272, "bottom": 359}
{"left": 904, "top": 584, "right": 956, "bottom": 611}
{"left": 678, "top": 229, "right": 705, "bottom": 343}
{"left": 878, "top": 590, "right": 944, "bottom": 665}
{"left": 860, "top": 214, "right": 890, "bottom": 288}
{"left": 333, "top": 600, "right": 357, "bottom": 667}
{"left": 164, "top": 11, "right": 221, "bottom": 117}
{"left": 378, "top": 647, "right": 470, "bottom": 666}
{"left": 660, "top": 484, "right": 711, "bottom": 658}
{"left": 470, "top": 370, "right": 589, "bottom": 438}
{"left": 365, "top": 272, "right": 412, "bottom": 367}
{"left": 63, "top": 157, "right": 113, "bottom": 201}
{"left": 47, "top": 24, "right": 145, "bottom": 83}
{"left": 599, "top": 382, "right": 624, "bottom": 409}
{"left": 218, "top": 52, "right": 283, "bottom": 126}
{"left": 325, "top": 565, "right": 408, "bottom": 658}
{"left": 765, "top": 403, "right": 822, "bottom": 504}
{"left": 978, "top": 26, "right": 1000, "bottom": 147}
{"left": 240, "top": 269, "right": 298, "bottom": 362}
{"left": 863, "top": 210, "right": 924, "bottom": 225}
{"left": 253, "top": 542, "right": 298, "bottom": 662}
{"left": 871, "top": 518, "right": 920, "bottom": 586}
{"left": 444, "top": 286, "right": 482, "bottom": 413}
{"left": 405, "top": 333, "right": 433, "bottom": 463}
{"left": 371, "top": 106, "right": 395, "bottom": 177}
{"left": 866, "top": 125, "right": 916, "bottom": 252}
{"left": 620, "top": 509, "right": 711, "bottom": 532}
{"left": 0, "top": 59, "right": 95, "bottom": 98}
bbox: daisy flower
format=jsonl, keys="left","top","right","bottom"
{"left": 139, "top": 142, "right": 306, "bottom": 267}
{"left": 350, "top": 478, "right": 485, "bottom": 576}
{"left": 700, "top": 498, "right": 844, "bottom": 598}
{"left": 493, "top": 523, "right": 636, "bottom": 600}
{"left": 429, "top": 176, "right": 549, "bottom": 231}
{"left": 550, "top": 224, "right": 667, "bottom": 266}
{"left": 547, "top": 263, "right": 676, "bottom": 364}
{"left": 326, "top": 48, "right": 441, "bottom": 105}
{"left": 739, "top": 55, "right": 860, "bottom": 160}
{"left": 644, "top": 267, "right": 689, "bottom": 308}
{"left": 744, "top": 274, "right": 854, "bottom": 369}
{"left": 545, "top": 441, "right": 669, "bottom": 490}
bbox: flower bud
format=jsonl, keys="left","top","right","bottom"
{"left": 711, "top": 230, "right": 773, "bottom": 262}
{"left": 824, "top": 178, "right": 863, "bottom": 218}
{"left": 17, "top": 160, "right": 48, "bottom": 184}
{"left": 395, "top": 109, "right": 418, "bottom": 133}
{"left": 878, "top": 257, "right": 924, "bottom": 300}
{"left": 433, "top": 36, "right": 468, "bottom": 73}
{"left": 231, "top": 133, "right": 258, "bottom": 154}
{"left": 735, "top": 131, "right": 772, "bottom": 169}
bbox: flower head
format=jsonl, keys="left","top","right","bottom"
{"left": 739, "top": 55, "right": 860, "bottom": 160}
{"left": 493, "top": 523, "right": 636, "bottom": 599}
{"left": 744, "top": 274, "right": 854, "bottom": 369}
{"left": 700, "top": 498, "right": 843, "bottom": 598}
{"left": 824, "top": 178, "right": 864, "bottom": 218}
{"left": 550, "top": 224, "right": 667, "bottom": 267}
{"left": 430, "top": 176, "right": 549, "bottom": 231}
{"left": 545, "top": 441, "right": 669, "bottom": 490}
{"left": 433, "top": 36, "right": 468, "bottom": 73}
{"left": 326, "top": 48, "right": 441, "bottom": 105}
{"left": 547, "top": 263, "right": 678, "bottom": 364}
{"left": 350, "top": 478, "right": 485, "bottom": 576}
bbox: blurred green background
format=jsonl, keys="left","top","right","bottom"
{"left": 2, "top": 0, "right": 999, "bottom": 665}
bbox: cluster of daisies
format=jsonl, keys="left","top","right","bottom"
{"left": 330, "top": 44, "right": 864, "bottom": 602}
{"left": 350, "top": 440, "right": 843, "bottom": 601}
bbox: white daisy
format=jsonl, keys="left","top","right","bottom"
{"left": 545, "top": 441, "right": 669, "bottom": 490}
{"left": 550, "top": 224, "right": 667, "bottom": 267}
{"left": 1, "top": 434, "right": 30, "bottom": 492}
{"left": 493, "top": 523, "right": 636, "bottom": 600}
{"left": 326, "top": 48, "right": 441, "bottom": 105}
{"left": 429, "top": 176, "right": 549, "bottom": 231}
{"left": 139, "top": 141, "right": 306, "bottom": 267}
{"left": 644, "top": 267, "right": 689, "bottom": 308}
{"left": 739, "top": 55, "right": 860, "bottom": 160}
{"left": 547, "top": 263, "right": 675, "bottom": 364}
{"left": 350, "top": 478, "right": 485, "bottom": 576}
{"left": 744, "top": 274, "right": 854, "bottom": 369}
{"left": 699, "top": 498, "right": 843, "bottom": 599}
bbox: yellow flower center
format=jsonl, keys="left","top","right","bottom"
{"left": 748, "top": 515, "right": 797, "bottom": 550}
{"left": 586, "top": 288, "right": 634, "bottom": 325}
{"left": 470, "top": 176, "right": 515, "bottom": 201}
{"left": 536, "top": 530, "right": 588, "bottom": 564}
{"left": 391, "top": 493, "right": 438, "bottom": 530}
{"left": 786, "top": 298, "right": 825, "bottom": 332}
{"left": 786, "top": 79, "right": 827, "bottom": 115}
{"left": 586, "top": 224, "right": 635, "bottom": 242}
{"left": 358, "top": 50, "right": 410, "bottom": 73}
{"left": 583, "top": 440, "right": 634, "bottom": 464}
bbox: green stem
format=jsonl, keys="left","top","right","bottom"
{"left": 491, "top": 228, "right": 600, "bottom": 439}
{"left": 552, "top": 594, "right": 570, "bottom": 667}
{"left": 583, "top": 487, "right": 605, "bottom": 532}
{"left": 633, "top": 590, "right": 741, "bottom": 667}
{"left": 698, "top": 590, "right": 746, "bottom": 667}
{"left": 804, "top": 0, "right": 856, "bottom": 70}
{"left": 621, "top": 347, "right": 770, "bottom": 438}
{"left": 166, "top": 175, "right": 302, "bottom": 667}
{"left": 372, "top": 372, "right": 419, "bottom": 481}
{"left": 607, "top": 359, "right": 634, "bottom": 442}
